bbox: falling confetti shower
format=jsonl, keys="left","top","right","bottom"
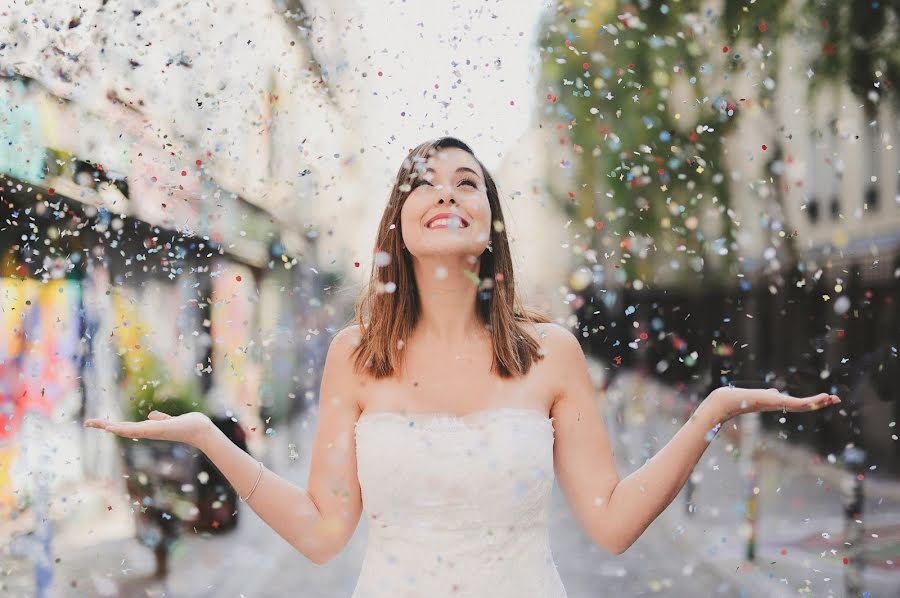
{"left": 1, "top": 0, "right": 899, "bottom": 596}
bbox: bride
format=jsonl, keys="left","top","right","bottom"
{"left": 85, "top": 136, "right": 842, "bottom": 597}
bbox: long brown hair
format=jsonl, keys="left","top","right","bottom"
{"left": 340, "top": 136, "right": 551, "bottom": 379}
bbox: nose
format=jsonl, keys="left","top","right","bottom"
{"left": 438, "top": 196, "right": 456, "bottom": 204}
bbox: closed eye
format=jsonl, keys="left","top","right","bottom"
{"left": 412, "top": 178, "right": 479, "bottom": 190}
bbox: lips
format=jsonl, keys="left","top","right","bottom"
{"left": 426, "top": 212, "right": 469, "bottom": 228}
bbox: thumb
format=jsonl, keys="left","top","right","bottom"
{"left": 147, "top": 410, "right": 172, "bottom": 420}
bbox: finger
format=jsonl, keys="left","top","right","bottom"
{"left": 93, "top": 420, "right": 157, "bottom": 439}
{"left": 147, "top": 411, "right": 171, "bottom": 420}
{"left": 798, "top": 394, "right": 840, "bottom": 411}
{"left": 104, "top": 422, "right": 152, "bottom": 438}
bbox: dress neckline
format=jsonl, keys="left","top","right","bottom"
{"left": 356, "top": 406, "right": 553, "bottom": 427}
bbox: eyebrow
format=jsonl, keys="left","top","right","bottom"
{"left": 425, "top": 166, "right": 482, "bottom": 180}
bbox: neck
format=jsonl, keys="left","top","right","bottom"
{"left": 411, "top": 253, "right": 487, "bottom": 347}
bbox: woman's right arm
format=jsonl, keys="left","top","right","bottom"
{"left": 199, "top": 325, "right": 364, "bottom": 564}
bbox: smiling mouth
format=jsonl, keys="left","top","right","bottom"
{"left": 426, "top": 217, "right": 469, "bottom": 229}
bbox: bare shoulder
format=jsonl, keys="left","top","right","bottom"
{"left": 331, "top": 323, "right": 364, "bottom": 349}
{"left": 533, "top": 322, "right": 584, "bottom": 370}
{"left": 323, "top": 324, "right": 365, "bottom": 408}
{"left": 532, "top": 322, "right": 585, "bottom": 404}
{"left": 327, "top": 325, "right": 365, "bottom": 368}
{"left": 533, "top": 321, "right": 580, "bottom": 352}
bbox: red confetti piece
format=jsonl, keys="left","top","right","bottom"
{"left": 780, "top": 548, "right": 788, "bottom": 555}
{"left": 843, "top": 557, "right": 849, "bottom": 564}
{"left": 582, "top": 62, "right": 589, "bottom": 70}
{"left": 722, "top": 46, "right": 729, "bottom": 53}
{"left": 48, "top": 188, "right": 55, "bottom": 195}
{"left": 181, "top": 170, "right": 187, "bottom": 176}
{"left": 354, "top": 261, "right": 360, "bottom": 267}
{"left": 761, "top": 144, "right": 768, "bottom": 151}
{"left": 758, "top": 20, "right": 767, "bottom": 33}
{"left": 236, "top": 275, "right": 242, "bottom": 282}
{"left": 195, "top": 159, "right": 202, "bottom": 166}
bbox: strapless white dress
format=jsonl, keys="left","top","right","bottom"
{"left": 352, "top": 407, "right": 568, "bottom": 598}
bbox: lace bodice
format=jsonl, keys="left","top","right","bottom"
{"left": 351, "top": 407, "right": 567, "bottom": 598}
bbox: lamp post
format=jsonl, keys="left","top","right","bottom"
{"left": 840, "top": 445, "right": 866, "bottom": 595}
{"left": 739, "top": 410, "right": 762, "bottom": 561}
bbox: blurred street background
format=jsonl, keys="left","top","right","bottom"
{"left": 1, "top": 0, "right": 899, "bottom": 596}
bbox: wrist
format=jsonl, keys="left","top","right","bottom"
{"left": 696, "top": 389, "right": 730, "bottom": 427}
{"left": 194, "top": 415, "right": 218, "bottom": 454}
{"left": 705, "top": 387, "right": 746, "bottom": 423}
{"left": 688, "top": 395, "right": 727, "bottom": 443}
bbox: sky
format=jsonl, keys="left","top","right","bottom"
{"left": 299, "top": 0, "right": 554, "bottom": 173}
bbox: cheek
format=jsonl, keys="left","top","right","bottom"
{"left": 399, "top": 196, "right": 425, "bottom": 232}
{"left": 471, "top": 195, "right": 491, "bottom": 221}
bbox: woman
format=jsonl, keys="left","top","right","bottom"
{"left": 85, "top": 136, "right": 841, "bottom": 597}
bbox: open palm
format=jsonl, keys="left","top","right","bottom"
{"left": 713, "top": 387, "right": 841, "bottom": 421}
{"left": 84, "top": 411, "right": 211, "bottom": 451}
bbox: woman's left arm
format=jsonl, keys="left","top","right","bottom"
{"left": 546, "top": 324, "right": 841, "bottom": 555}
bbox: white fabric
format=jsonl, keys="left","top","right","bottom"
{"left": 352, "top": 407, "right": 568, "bottom": 598}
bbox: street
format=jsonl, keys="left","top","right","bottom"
{"left": 4, "top": 371, "right": 898, "bottom": 596}
{"left": 0, "top": 381, "right": 769, "bottom": 597}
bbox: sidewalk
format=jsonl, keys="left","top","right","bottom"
{"left": 1, "top": 417, "right": 369, "bottom": 597}
{"left": 1, "top": 475, "right": 136, "bottom": 596}
{"left": 602, "top": 366, "right": 900, "bottom": 597}
{"left": 1, "top": 435, "right": 271, "bottom": 596}
{"left": 4, "top": 368, "right": 898, "bottom": 596}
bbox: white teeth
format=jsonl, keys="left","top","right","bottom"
{"left": 427, "top": 217, "right": 467, "bottom": 229}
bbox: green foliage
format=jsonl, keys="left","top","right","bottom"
{"left": 122, "top": 354, "right": 207, "bottom": 422}
{"left": 539, "top": 1, "right": 744, "bottom": 286}
{"left": 538, "top": 0, "right": 898, "bottom": 287}
{"left": 801, "top": 0, "right": 900, "bottom": 116}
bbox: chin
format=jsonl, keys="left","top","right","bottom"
{"left": 414, "top": 245, "right": 483, "bottom": 259}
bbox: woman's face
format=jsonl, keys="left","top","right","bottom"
{"left": 399, "top": 147, "right": 492, "bottom": 259}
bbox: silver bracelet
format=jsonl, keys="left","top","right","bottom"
{"left": 704, "top": 422, "right": 723, "bottom": 443}
{"left": 240, "top": 460, "right": 264, "bottom": 502}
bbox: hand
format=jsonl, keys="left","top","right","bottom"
{"left": 84, "top": 411, "right": 214, "bottom": 452}
{"left": 710, "top": 387, "right": 841, "bottom": 422}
